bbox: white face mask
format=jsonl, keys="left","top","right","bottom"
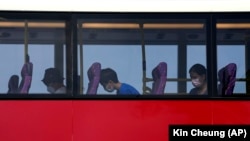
{"left": 191, "top": 78, "right": 202, "bottom": 87}
{"left": 47, "top": 86, "right": 56, "bottom": 93}
{"left": 105, "top": 85, "right": 115, "bottom": 93}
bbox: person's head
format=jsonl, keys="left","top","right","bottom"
{"left": 100, "top": 68, "right": 119, "bottom": 93}
{"left": 42, "top": 68, "right": 64, "bottom": 93}
{"left": 189, "top": 64, "right": 207, "bottom": 88}
{"left": 8, "top": 75, "right": 19, "bottom": 93}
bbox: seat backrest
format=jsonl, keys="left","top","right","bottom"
{"left": 18, "top": 62, "right": 33, "bottom": 94}
{"left": 7, "top": 75, "right": 19, "bottom": 94}
{"left": 151, "top": 62, "right": 167, "bottom": 94}
{"left": 218, "top": 63, "right": 237, "bottom": 95}
{"left": 86, "top": 62, "right": 101, "bottom": 95}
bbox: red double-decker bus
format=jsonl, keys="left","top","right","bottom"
{"left": 0, "top": 1, "right": 250, "bottom": 141}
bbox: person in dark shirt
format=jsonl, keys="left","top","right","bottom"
{"left": 189, "top": 64, "right": 207, "bottom": 95}
{"left": 100, "top": 68, "right": 140, "bottom": 95}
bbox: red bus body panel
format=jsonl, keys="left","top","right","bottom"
{"left": 0, "top": 100, "right": 249, "bottom": 141}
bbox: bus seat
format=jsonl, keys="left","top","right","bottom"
{"left": 86, "top": 62, "right": 101, "bottom": 95}
{"left": 18, "top": 61, "right": 33, "bottom": 94}
{"left": 218, "top": 63, "right": 237, "bottom": 95}
{"left": 7, "top": 75, "right": 19, "bottom": 94}
{"left": 151, "top": 62, "right": 167, "bottom": 94}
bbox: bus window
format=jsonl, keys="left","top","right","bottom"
{"left": 144, "top": 19, "right": 207, "bottom": 95}
{"left": 0, "top": 20, "right": 68, "bottom": 94}
{"left": 145, "top": 45, "right": 177, "bottom": 94}
{"left": 77, "top": 18, "right": 207, "bottom": 95}
{"left": 217, "top": 19, "right": 250, "bottom": 95}
{"left": 78, "top": 21, "right": 142, "bottom": 95}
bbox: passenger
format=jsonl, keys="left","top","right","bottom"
{"left": 189, "top": 64, "right": 207, "bottom": 95}
{"left": 7, "top": 75, "right": 19, "bottom": 94}
{"left": 41, "top": 68, "right": 66, "bottom": 94}
{"left": 100, "top": 68, "right": 140, "bottom": 95}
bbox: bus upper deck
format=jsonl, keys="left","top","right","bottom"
{"left": 0, "top": 12, "right": 249, "bottom": 97}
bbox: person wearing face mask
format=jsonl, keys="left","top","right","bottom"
{"left": 42, "top": 68, "right": 66, "bottom": 94}
{"left": 100, "top": 68, "right": 140, "bottom": 95}
{"left": 189, "top": 64, "right": 207, "bottom": 95}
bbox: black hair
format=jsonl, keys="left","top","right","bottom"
{"left": 100, "top": 68, "right": 119, "bottom": 86}
{"left": 42, "top": 68, "right": 64, "bottom": 86}
{"left": 7, "top": 75, "right": 19, "bottom": 94}
{"left": 189, "top": 64, "right": 206, "bottom": 76}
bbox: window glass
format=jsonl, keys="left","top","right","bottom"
{"left": 78, "top": 21, "right": 142, "bottom": 95}
{"left": 144, "top": 20, "right": 207, "bottom": 95}
{"left": 217, "top": 19, "right": 249, "bottom": 95}
{"left": 0, "top": 20, "right": 68, "bottom": 94}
